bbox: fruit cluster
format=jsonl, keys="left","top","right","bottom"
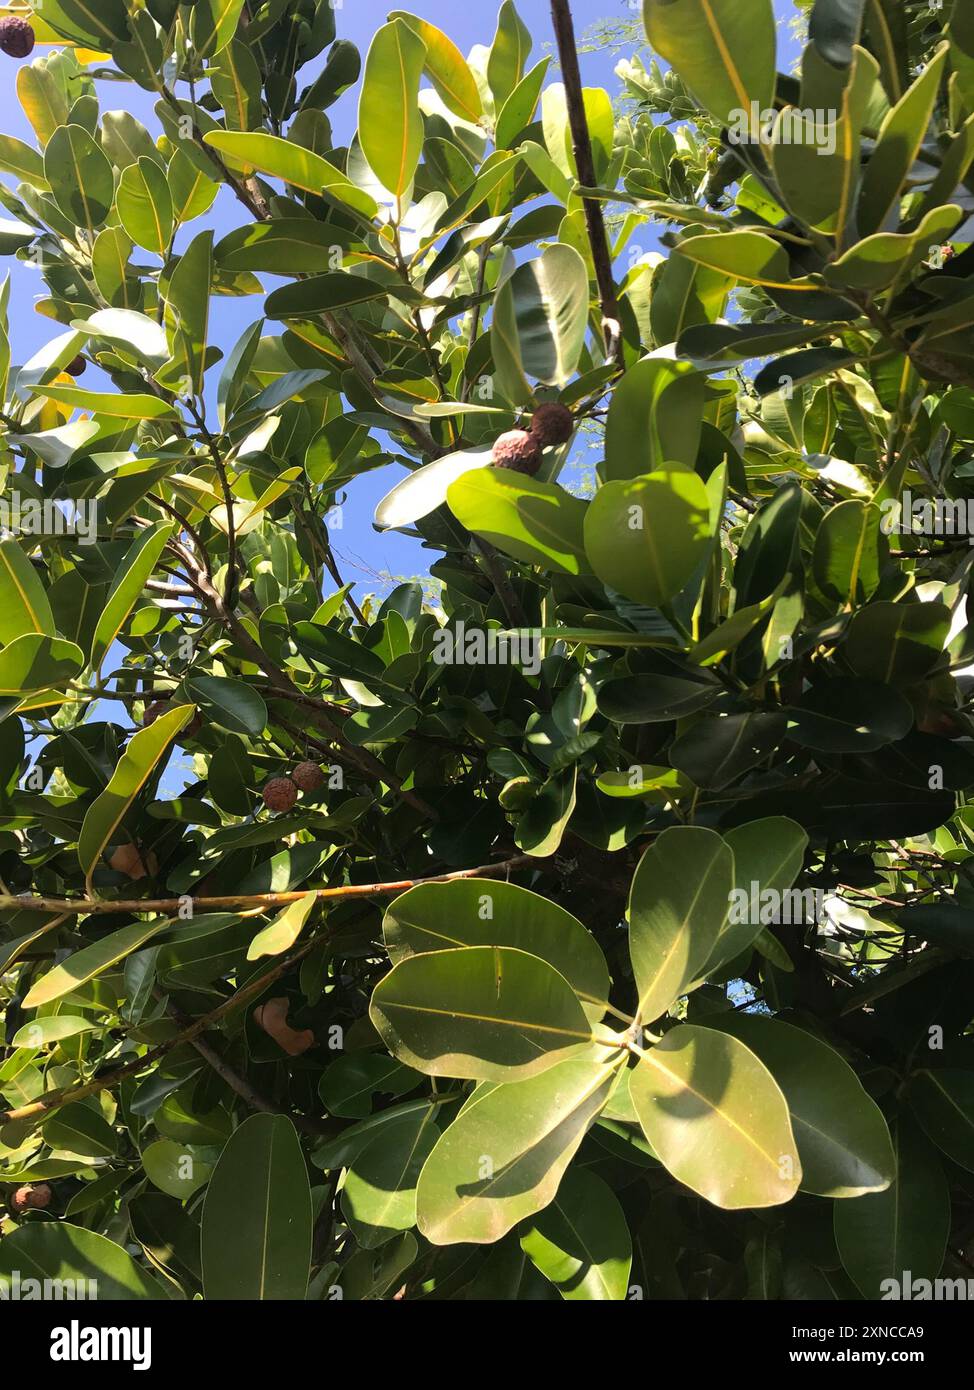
{"left": 490, "top": 402, "right": 575, "bottom": 477}
{"left": 262, "top": 762, "right": 325, "bottom": 811}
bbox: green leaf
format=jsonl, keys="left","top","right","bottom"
{"left": 203, "top": 131, "right": 377, "bottom": 218}
{"left": 0, "top": 540, "right": 56, "bottom": 644}
{"left": 265, "top": 272, "right": 391, "bottom": 319}
{"left": 77, "top": 703, "right": 193, "bottom": 887}
{"left": 375, "top": 447, "right": 494, "bottom": 530}
{"left": 630, "top": 1024, "right": 801, "bottom": 1208}
{"left": 190, "top": 0, "right": 247, "bottom": 60}
{"left": 0, "top": 1223, "right": 162, "bottom": 1299}
{"left": 711, "top": 1016, "right": 894, "bottom": 1197}
{"left": 28, "top": 386, "right": 177, "bottom": 421}
{"left": 389, "top": 12, "right": 482, "bottom": 122}
{"left": 487, "top": 0, "right": 532, "bottom": 109}
{"left": 358, "top": 18, "right": 426, "bottom": 198}
{"left": 699, "top": 817, "right": 808, "bottom": 976}
{"left": 447, "top": 467, "right": 588, "bottom": 574}
{"left": 247, "top": 891, "right": 317, "bottom": 961}
{"left": 44, "top": 124, "right": 114, "bottom": 235}
{"left": 812, "top": 499, "right": 885, "bottom": 606}
{"left": 858, "top": 44, "right": 948, "bottom": 236}
{"left": 907, "top": 1069, "right": 974, "bottom": 1173}
{"left": 90, "top": 522, "right": 174, "bottom": 670}
{"left": 201, "top": 1113, "right": 312, "bottom": 1299}
{"left": 415, "top": 1052, "right": 623, "bottom": 1245}
{"left": 0, "top": 633, "right": 84, "bottom": 696}
{"left": 834, "top": 1122, "right": 950, "bottom": 1297}
{"left": 142, "top": 1138, "right": 213, "bottom": 1198}
{"left": 493, "top": 245, "right": 589, "bottom": 389}
{"left": 182, "top": 673, "right": 267, "bottom": 735}
{"left": 628, "top": 826, "right": 732, "bottom": 1021}
{"left": 341, "top": 1106, "right": 440, "bottom": 1249}
{"left": 370, "top": 945, "right": 593, "bottom": 1082}
{"left": 116, "top": 156, "right": 174, "bottom": 256}
{"left": 584, "top": 466, "right": 714, "bottom": 608}
{"left": 11, "top": 1015, "right": 95, "bottom": 1047}
{"left": 44, "top": 1101, "right": 117, "bottom": 1160}
{"left": 24, "top": 917, "right": 171, "bottom": 1009}
{"left": 161, "top": 229, "right": 213, "bottom": 400}
{"left": 643, "top": 0, "right": 777, "bottom": 126}
{"left": 604, "top": 356, "right": 705, "bottom": 481}
{"left": 675, "top": 231, "right": 813, "bottom": 291}
{"left": 520, "top": 1166, "right": 632, "bottom": 1300}
{"left": 71, "top": 307, "right": 169, "bottom": 370}
{"left": 496, "top": 59, "right": 550, "bottom": 149}
{"left": 844, "top": 601, "right": 949, "bottom": 686}
{"left": 383, "top": 878, "right": 610, "bottom": 1022}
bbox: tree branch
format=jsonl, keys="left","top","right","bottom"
{"left": 0, "top": 855, "right": 533, "bottom": 916}
{"left": 549, "top": 0, "right": 623, "bottom": 365}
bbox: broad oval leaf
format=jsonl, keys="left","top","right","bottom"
{"left": 584, "top": 466, "right": 714, "bottom": 608}
{"left": 493, "top": 245, "right": 589, "bottom": 389}
{"left": 201, "top": 1113, "right": 312, "bottom": 1300}
{"left": 643, "top": 0, "right": 777, "bottom": 127}
{"left": 834, "top": 1121, "right": 950, "bottom": 1298}
{"left": 358, "top": 18, "right": 426, "bottom": 198}
{"left": 519, "top": 1166, "right": 632, "bottom": 1300}
{"left": 415, "top": 1051, "right": 623, "bottom": 1245}
{"left": 628, "top": 826, "right": 733, "bottom": 1021}
{"left": 370, "top": 945, "right": 593, "bottom": 1081}
{"left": 0, "top": 633, "right": 83, "bottom": 697}
{"left": 447, "top": 467, "right": 588, "bottom": 574}
{"left": 383, "top": 878, "right": 610, "bottom": 1022}
{"left": 711, "top": 1015, "right": 894, "bottom": 1197}
{"left": 629, "top": 1024, "right": 802, "bottom": 1209}
{"left": 0, "top": 1223, "right": 162, "bottom": 1300}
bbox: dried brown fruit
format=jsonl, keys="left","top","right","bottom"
{"left": 262, "top": 777, "right": 297, "bottom": 812}
{"left": 65, "top": 356, "right": 86, "bottom": 377}
{"left": 253, "top": 997, "right": 314, "bottom": 1055}
{"left": 11, "top": 1183, "right": 52, "bottom": 1214}
{"left": 491, "top": 429, "right": 542, "bottom": 475}
{"left": 0, "top": 17, "right": 35, "bottom": 59}
{"left": 291, "top": 761, "right": 325, "bottom": 792}
{"left": 142, "top": 699, "right": 172, "bottom": 727}
{"left": 530, "top": 402, "right": 574, "bottom": 447}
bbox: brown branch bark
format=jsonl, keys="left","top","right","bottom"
{"left": 0, "top": 855, "right": 532, "bottom": 916}
{"left": 549, "top": 0, "right": 624, "bottom": 365}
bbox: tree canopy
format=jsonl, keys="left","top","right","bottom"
{"left": 1, "top": 0, "right": 974, "bottom": 1303}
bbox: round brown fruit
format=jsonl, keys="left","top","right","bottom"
{"left": 65, "top": 356, "right": 86, "bottom": 377}
{"left": 262, "top": 777, "right": 297, "bottom": 812}
{"left": 11, "top": 1183, "right": 52, "bottom": 1214}
{"left": 530, "top": 402, "right": 574, "bottom": 447}
{"left": 292, "top": 761, "right": 325, "bottom": 792}
{"left": 142, "top": 699, "right": 172, "bottom": 727}
{"left": 0, "top": 17, "right": 35, "bottom": 59}
{"left": 491, "top": 429, "right": 542, "bottom": 476}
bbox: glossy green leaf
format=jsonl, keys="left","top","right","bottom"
{"left": 116, "top": 156, "right": 174, "bottom": 256}
{"left": 643, "top": 0, "right": 777, "bottom": 126}
{"left": 604, "top": 356, "right": 705, "bottom": 481}
{"left": 520, "top": 1166, "right": 632, "bottom": 1300}
{"left": 203, "top": 131, "right": 378, "bottom": 217}
{"left": 584, "top": 466, "right": 713, "bottom": 608}
{"left": 383, "top": 878, "right": 610, "bottom": 1021}
{"left": 712, "top": 1015, "right": 894, "bottom": 1197}
{"left": 201, "top": 1113, "right": 312, "bottom": 1300}
{"left": 630, "top": 1025, "right": 802, "bottom": 1208}
{"left": 358, "top": 18, "right": 426, "bottom": 198}
{"left": 247, "top": 891, "right": 317, "bottom": 961}
{"left": 90, "top": 522, "right": 174, "bottom": 670}
{"left": 77, "top": 704, "right": 193, "bottom": 886}
{"left": 389, "top": 12, "right": 482, "bottom": 122}
{"left": 493, "top": 245, "right": 589, "bottom": 390}
{"left": 0, "top": 540, "right": 56, "bottom": 644}
{"left": 908, "top": 1069, "right": 974, "bottom": 1173}
{"left": 24, "top": 917, "right": 171, "bottom": 1009}
{"left": 0, "top": 633, "right": 84, "bottom": 696}
{"left": 0, "top": 1223, "right": 162, "bottom": 1299}
{"left": 44, "top": 124, "right": 114, "bottom": 235}
{"left": 370, "top": 945, "right": 593, "bottom": 1081}
{"left": 628, "top": 826, "right": 732, "bottom": 1021}
{"left": 447, "top": 467, "right": 588, "bottom": 574}
{"left": 341, "top": 1106, "right": 440, "bottom": 1248}
{"left": 834, "top": 1122, "right": 950, "bottom": 1297}
{"left": 415, "top": 1052, "right": 623, "bottom": 1245}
